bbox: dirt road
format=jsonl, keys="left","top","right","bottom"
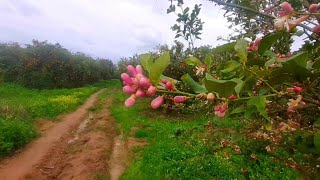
{"left": 0, "top": 89, "right": 133, "bottom": 180}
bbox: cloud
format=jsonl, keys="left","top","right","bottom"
{"left": 0, "top": 0, "right": 231, "bottom": 62}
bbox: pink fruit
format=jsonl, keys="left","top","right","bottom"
{"left": 123, "top": 85, "right": 136, "bottom": 94}
{"left": 281, "top": 2, "right": 294, "bottom": 14}
{"left": 173, "top": 96, "right": 187, "bottom": 103}
{"left": 139, "top": 77, "right": 151, "bottom": 88}
{"left": 147, "top": 86, "right": 157, "bottom": 97}
{"left": 293, "top": 86, "right": 303, "bottom": 93}
{"left": 121, "top": 73, "right": 133, "bottom": 85}
{"left": 207, "top": 93, "right": 215, "bottom": 101}
{"left": 136, "top": 65, "right": 143, "bottom": 74}
{"left": 309, "top": 4, "right": 318, "bottom": 13}
{"left": 313, "top": 25, "right": 320, "bottom": 33}
{"left": 127, "top": 65, "right": 137, "bottom": 77}
{"left": 125, "top": 95, "right": 136, "bottom": 107}
{"left": 151, "top": 96, "right": 164, "bottom": 109}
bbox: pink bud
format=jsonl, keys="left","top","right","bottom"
{"left": 293, "top": 86, "right": 303, "bottom": 93}
{"left": 136, "top": 89, "right": 146, "bottom": 97}
{"left": 139, "top": 77, "right": 151, "bottom": 88}
{"left": 216, "top": 111, "right": 226, "bottom": 118}
{"left": 125, "top": 95, "right": 136, "bottom": 108}
{"left": 309, "top": 4, "right": 318, "bottom": 13}
{"left": 121, "top": 73, "right": 133, "bottom": 85}
{"left": 207, "top": 93, "right": 215, "bottom": 101}
{"left": 299, "top": 101, "right": 306, "bottom": 106}
{"left": 228, "top": 95, "right": 236, "bottom": 101}
{"left": 173, "top": 96, "right": 187, "bottom": 103}
{"left": 123, "top": 81, "right": 127, "bottom": 86}
{"left": 220, "top": 104, "right": 228, "bottom": 113}
{"left": 151, "top": 96, "right": 164, "bottom": 109}
{"left": 123, "top": 85, "right": 136, "bottom": 94}
{"left": 161, "top": 79, "right": 168, "bottom": 84}
{"left": 313, "top": 25, "right": 320, "bottom": 33}
{"left": 214, "top": 104, "right": 221, "bottom": 111}
{"left": 136, "top": 65, "right": 143, "bottom": 74}
{"left": 287, "top": 105, "right": 296, "bottom": 112}
{"left": 127, "top": 65, "right": 137, "bottom": 77}
{"left": 281, "top": 2, "right": 294, "bottom": 14}
{"left": 255, "top": 38, "right": 262, "bottom": 46}
{"left": 166, "top": 82, "right": 174, "bottom": 90}
{"left": 147, "top": 86, "right": 157, "bottom": 97}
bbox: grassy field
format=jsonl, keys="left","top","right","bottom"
{"left": 110, "top": 85, "right": 304, "bottom": 179}
{"left": 0, "top": 80, "right": 119, "bottom": 157}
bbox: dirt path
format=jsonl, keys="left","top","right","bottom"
{"left": 0, "top": 88, "right": 146, "bottom": 180}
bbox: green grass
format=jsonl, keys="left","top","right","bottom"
{"left": 0, "top": 80, "right": 120, "bottom": 157}
{"left": 110, "top": 87, "right": 300, "bottom": 179}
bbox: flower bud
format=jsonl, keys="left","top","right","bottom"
{"left": 293, "top": 86, "right": 303, "bottom": 93}
{"left": 123, "top": 81, "right": 127, "bottom": 86}
{"left": 123, "top": 85, "right": 136, "bottom": 94}
{"left": 166, "top": 81, "right": 174, "bottom": 90}
{"left": 161, "top": 79, "right": 169, "bottom": 84}
{"left": 216, "top": 111, "right": 226, "bottom": 118}
{"left": 173, "top": 96, "right": 187, "bottom": 103}
{"left": 127, "top": 65, "right": 137, "bottom": 77}
{"left": 214, "top": 104, "right": 221, "bottom": 111}
{"left": 125, "top": 95, "right": 136, "bottom": 107}
{"left": 136, "top": 89, "right": 146, "bottom": 97}
{"left": 220, "top": 104, "right": 228, "bottom": 113}
{"left": 136, "top": 65, "right": 143, "bottom": 74}
{"left": 228, "top": 95, "right": 236, "bottom": 101}
{"left": 313, "top": 25, "right": 320, "bottom": 33}
{"left": 309, "top": 4, "right": 318, "bottom": 13}
{"left": 281, "top": 2, "right": 294, "bottom": 14}
{"left": 207, "top": 93, "right": 215, "bottom": 101}
{"left": 121, "top": 73, "right": 133, "bottom": 85}
{"left": 151, "top": 96, "right": 164, "bottom": 109}
{"left": 147, "top": 86, "right": 157, "bottom": 97}
{"left": 139, "top": 77, "right": 151, "bottom": 88}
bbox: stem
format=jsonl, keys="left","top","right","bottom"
{"left": 232, "top": 94, "right": 278, "bottom": 101}
{"left": 244, "top": 66, "right": 281, "bottom": 95}
{"left": 157, "top": 89, "right": 196, "bottom": 96}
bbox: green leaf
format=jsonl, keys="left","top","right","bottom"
{"left": 314, "top": 130, "right": 320, "bottom": 153}
{"left": 265, "top": 58, "right": 276, "bottom": 68}
{"left": 213, "top": 42, "right": 236, "bottom": 53}
{"left": 181, "top": 74, "right": 207, "bottom": 93}
{"left": 234, "top": 39, "right": 248, "bottom": 63}
{"left": 244, "top": 106, "right": 256, "bottom": 119}
{"left": 139, "top": 54, "right": 153, "bottom": 73}
{"left": 204, "top": 54, "right": 212, "bottom": 71}
{"left": 220, "top": 60, "right": 241, "bottom": 74}
{"left": 204, "top": 73, "right": 238, "bottom": 97}
{"left": 247, "top": 96, "right": 269, "bottom": 120}
{"left": 149, "top": 52, "right": 170, "bottom": 85}
{"left": 312, "top": 57, "right": 320, "bottom": 70}
{"left": 185, "top": 57, "right": 202, "bottom": 66}
{"left": 230, "top": 107, "right": 245, "bottom": 114}
{"left": 258, "top": 32, "right": 283, "bottom": 55}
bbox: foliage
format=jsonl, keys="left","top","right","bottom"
{"left": 167, "top": 0, "right": 204, "bottom": 50}
{"left": 111, "top": 87, "right": 302, "bottom": 179}
{"left": 0, "top": 40, "right": 117, "bottom": 89}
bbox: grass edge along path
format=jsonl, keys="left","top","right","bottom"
{"left": 0, "top": 80, "right": 119, "bottom": 157}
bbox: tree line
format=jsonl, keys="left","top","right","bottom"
{"left": 0, "top": 40, "right": 117, "bottom": 89}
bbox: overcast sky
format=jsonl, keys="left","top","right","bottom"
{"left": 0, "top": 0, "right": 232, "bottom": 62}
